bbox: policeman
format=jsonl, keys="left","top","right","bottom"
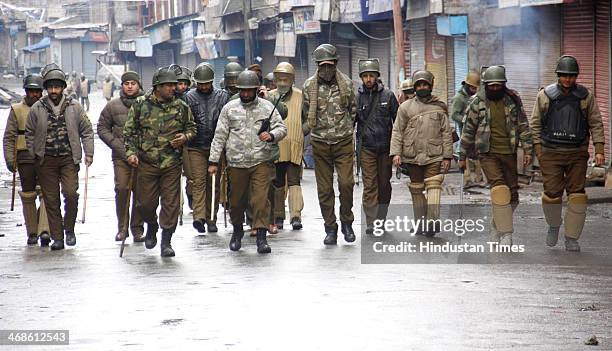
{"left": 79, "top": 73, "right": 90, "bottom": 111}
{"left": 223, "top": 62, "right": 243, "bottom": 96}
{"left": 390, "top": 70, "right": 453, "bottom": 236}
{"left": 269, "top": 62, "right": 305, "bottom": 231}
{"left": 3, "top": 74, "right": 50, "bottom": 246}
{"left": 208, "top": 70, "right": 287, "bottom": 254}
{"left": 530, "top": 55, "right": 605, "bottom": 252}
{"left": 176, "top": 66, "right": 192, "bottom": 101}
{"left": 124, "top": 65, "right": 196, "bottom": 257}
{"left": 399, "top": 78, "right": 415, "bottom": 103}
{"left": 186, "top": 62, "right": 231, "bottom": 233}
{"left": 26, "top": 64, "right": 94, "bottom": 250}
{"left": 460, "top": 65, "right": 533, "bottom": 246}
{"left": 302, "top": 43, "right": 357, "bottom": 245}
{"left": 450, "top": 71, "right": 484, "bottom": 187}
{"left": 356, "top": 58, "right": 399, "bottom": 234}
{"left": 264, "top": 72, "right": 276, "bottom": 91}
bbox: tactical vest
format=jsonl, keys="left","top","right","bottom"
{"left": 542, "top": 84, "right": 588, "bottom": 146}
{"left": 10, "top": 102, "right": 29, "bottom": 151}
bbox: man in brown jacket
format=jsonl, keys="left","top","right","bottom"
{"left": 3, "top": 74, "right": 50, "bottom": 246}
{"left": 530, "top": 55, "right": 605, "bottom": 252}
{"left": 390, "top": 70, "right": 453, "bottom": 236}
{"left": 97, "top": 71, "right": 145, "bottom": 242}
{"left": 26, "top": 64, "right": 95, "bottom": 251}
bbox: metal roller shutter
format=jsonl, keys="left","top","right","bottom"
{"left": 446, "top": 37, "right": 454, "bottom": 105}
{"left": 212, "top": 57, "right": 229, "bottom": 90}
{"left": 453, "top": 36, "right": 468, "bottom": 94}
{"left": 154, "top": 46, "right": 175, "bottom": 67}
{"left": 82, "top": 42, "right": 98, "bottom": 79}
{"left": 306, "top": 37, "right": 319, "bottom": 80}
{"left": 426, "top": 17, "right": 447, "bottom": 103}
{"left": 408, "top": 18, "right": 425, "bottom": 76}
{"left": 539, "top": 6, "right": 561, "bottom": 89}
{"left": 290, "top": 37, "right": 310, "bottom": 88}
{"left": 595, "top": 0, "right": 610, "bottom": 161}
{"left": 563, "top": 0, "right": 595, "bottom": 89}
{"left": 334, "top": 39, "right": 351, "bottom": 79}
{"left": 351, "top": 39, "right": 369, "bottom": 87}
{"left": 368, "top": 23, "right": 391, "bottom": 87}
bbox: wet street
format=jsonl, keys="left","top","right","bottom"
{"left": 0, "top": 92, "right": 611, "bottom": 350}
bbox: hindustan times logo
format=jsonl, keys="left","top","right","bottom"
{"left": 372, "top": 217, "right": 486, "bottom": 237}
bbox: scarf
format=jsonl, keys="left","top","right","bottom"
{"left": 305, "top": 69, "right": 351, "bottom": 129}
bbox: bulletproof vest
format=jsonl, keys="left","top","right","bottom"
{"left": 11, "top": 102, "right": 30, "bottom": 151}
{"left": 542, "top": 84, "right": 588, "bottom": 146}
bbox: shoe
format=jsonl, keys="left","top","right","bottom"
{"left": 193, "top": 219, "right": 206, "bottom": 233}
{"left": 256, "top": 229, "right": 271, "bottom": 254}
{"left": 499, "top": 233, "right": 512, "bottom": 246}
{"left": 250, "top": 229, "right": 257, "bottom": 237}
{"left": 132, "top": 231, "right": 145, "bottom": 243}
{"left": 546, "top": 226, "right": 560, "bottom": 247}
{"left": 65, "top": 231, "right": 76, "bottom": 246}
{"left": 229, "top": 225, "right": 244, "bottom": 251}
{"left": 160, "top": 230, "right": 175, "bottom": 257}
{"left": 290, "top": 217, "right": 302, "bottom": 230}
{"left": 564, "top": 237, "right": 580, "bottom": 252}
{"left": 39, "top": 233, "right": 51, "bottom": 247}
{"left": 323, "top": 226, "right": 338, "bottom": 245}
{"left": 27, "top": 234, "right": 38, "bottom": 245}
{"left": 115, "top": 232, "right": 127, "bottom": 242}
{"left": 275, "top": 218, "right": 284, "bottom": 230}
{"left": 341, "top": 222, "right": 356, "bottom": 243}
{"left": 207, "top": 222, "right": 218, "bottom": 233}
{"left": 268, "top": 224, "right": 278, "bottom": 235}
{"left": 365, "top": 224, "right": 374, "bottom": 235}
{"left": 50, "top": 240, "right": 64, "bottom": 250}
{"left": 145, "top": 223, "right": 159, "bottom": 249}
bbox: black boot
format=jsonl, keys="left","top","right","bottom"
{"left": 323, "top": 226, "right": 338, "bottom": 245}
{"left": 275, "top": 218, "right": 284, "bottom": 230}
{"left": 341, "top": 222, "right": 356, "bottom": 243}
{"left": 39, "top": 232, "right": 51, "bottom": 247}
{"left": 50, "top": 240, "right": 64, "bottom": 250}
{"left": 187, "top": 194, "right": 193, "bottom": 210}
{"left": 27, "top": 234, "right": 38, "bottom": 245}
{"left": 160, "top": 230, "right": 175, "bottom": 257}
{"left": 145, "top": 223, "right": 158, "bottom": 249}
{"left": 365, "top": 224, "right": 374, "bottom": 235}
{"left": 256, "top": 229, "right": 271, "bottom": 254}
{"left": 193, "top": 218, "right": 206, "bottom": 233}
{"left": 229, "top": 225, "right": 244, "bottom": 252}
{"left": 207, "top": 222, "right": 218, "bottom": 233}
{"left": 65, "top": 230, "right": 76, "bottom": 246}
{"left": 290, "top": 217, "right": 302, "bottom": 230}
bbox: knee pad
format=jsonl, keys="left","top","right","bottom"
{"left": 408, "top": 182, "right": 425, "bottom": 195}
{"left": 424, "top": 174, "right": 444, "bottom": 189}
{"left": 565, "top": 193, "right": 587, "bottom": 239}
{"left": 542, "top": 192, "right": 562, "bottom": 227}
{"left": 490, "top": 185, "right": 511, "bottom": 206}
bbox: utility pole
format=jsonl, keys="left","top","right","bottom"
{"left": 243, "top": 0, "right": 252, "bottom": 66}
{"left": 392, "top": 0, "right": 406, "bottom": 87}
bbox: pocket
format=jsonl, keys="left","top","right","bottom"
{"left": 427, "top": 139, "right": 443, "bottom": 157}
{"left": 403, "top": 142, "right": 416, "bottom": 158}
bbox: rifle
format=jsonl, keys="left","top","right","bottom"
{"left": 81, "top": 165, "right": 89, "bottom": 223}
{"left": 355, "top": 137, "right": 361, "bottom": 186}
{"left": 120, "top": 167, "right": 135, "bottom": 258}
{"left": 257, "top": 92, "right": 286, "bottom": 136}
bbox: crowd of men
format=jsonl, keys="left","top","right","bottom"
{"left": 3, "top": 42, "right": 605, "bottom": 256}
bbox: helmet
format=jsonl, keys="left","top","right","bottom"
{"left": 219, "top": 78, "right": 225, "bottom": 89}
{"left": 224, "top": 62, "right": 243, "bottom": 79}
{"left": 555, "top": 55, "right": 579, "bottom": 75}
{"left": 152, "top": 64, "right": 181, "bottom": 86}
{"left": 264, "top": 72, "right": 274, "bottom": 84}
{"left": 482, "top": 65, "right": 507, "bottom": 84}
{"left": 41, "top": 63, "right": 67, "bottom": 88}
{"left": 358, "top": 58, "right": 380, "bottom": 76}
{"left": 177, "top": 66, "right": 192, "bottom": 82}
{"left": 400, "top": 79, "right": 414, "bottom": 92}
{"left": 23, "top": 74, "right": 44, "bottom": 90}
{"left": 71, "top": 71, "right": 77, "bottom": 77}
{"left": 193, "top": 62, "right": 215, "bottom": 84}
{"left": 412, "top": 70, "right": 434, "bottom": 87}
{"left": 462, "top": 71, "right": 481, "bottom": 88}
{"left": 236, "top": 70, "right": 260, "bottom": 89}
{"left": 313, "top": 44, "right": 338, "bottom": 63}
{"left": 273, "top": 62, "right": 295, "bottom": 76}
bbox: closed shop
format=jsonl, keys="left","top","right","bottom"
{"left": 351, "top": 37, "right": 369, "bottom": 87}
{"left": 368, "top": 23, "right": 392, "bottom": 87}
{"left": 408, "top": 18, "right": 426, "bottom": 75}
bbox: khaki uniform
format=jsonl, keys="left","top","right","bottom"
{"left": 390, "top": 95, "right": 453, "bottom": 232}
{"left": 269, "top": 87, "right": 304, "bottom": 223}
{"left": 450, "top": 88, "right": 483, "bottom": 185}
{"left": 26, "top": 95, "right": 94, "bottom": 241}
{"left": 3, "top": 100, "right": 50, "bottom": 238}
{"left": 97, "top": 92, "right": 145, "bottom": 237}
{"left": 530, "top": 84, "right": 605, "bottom": 239}
{"left": 302, "top": 72, "right": 357, "bottom": 229}
{"left": 79, "top": 79, "right": 90, "bottom": 111}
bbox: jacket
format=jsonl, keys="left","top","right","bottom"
{"left": 185, "top": 87, "right": 231, "bottom": 149}
{"left": 97, "top": 91, "right": 143, "bottom": 161}
{"left": 356, "top": 81, "right": 399, "bottom": 154}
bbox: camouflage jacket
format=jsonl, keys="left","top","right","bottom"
{"left": 124, "top": 91, "right": 196, "bottom": 169}
{"left": 301, "top": 73, "right": 357, "bottom": 144}
{"left": 229, "top": 92, "right": 288, "bottom": 119}
{"left": 449, "top": 88, "right": 470, "bottom": 127}
{"left": 390, "top": 95, "right": 453, "bottom": 165}
{"left": 209, "top": 97, "right": 287, "bottom": 168}
{"left": 459, "top": 89, "right": 533, "bottom": 160}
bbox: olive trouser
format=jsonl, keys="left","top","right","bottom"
{"left": 188, "top": 148, "right": 221, "bottom": 223}
{"left": 228, "top": 162, "right": 274, "bottom": 230}
{"left": 360, "top": 148, "right": 392, "bottom": 225}
{"left": 406, "top": 162, "right": 441, "bottom": 183}
{"left": 36, "top": 155, "right": 79, "bottom": 241}
{"left": 17, "top": 157, "right": 49, "bottom": 236}
{"left": 136, "top": 161, "right": 182, "bottom": 232}
{"left": 311, "top": 137, "right": 354, "bottom": 229}
{"left": 113, "top": 160, "right": 144, "bottom": 235}
{"left": 272, "top": 161, "right": 303, "bottom": 220}
{"left": 479, "top": 153, "right": 519, "bottom": 204}
{"left": 539, "top": 149, "right": 588, "bottom": 198}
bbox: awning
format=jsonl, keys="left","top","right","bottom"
{"left": 499, "top": 0, "right": 569, "bottom": 7}
{"left": 21, "top": 37, "right": 50, "bottom": 53}
{"left": 119, "top": 39, "right": 136, "bottom": 52}
{"left": 436, "top": 16, "right": 468, "bottom": 36}
{"left": 135, "top": 36, "right": 153, "bottom": 57}
{"left": 80, "top": 31, "right": 109, "bottom": 43}
{"left": 54, "top": 29, "right": 87, "bottom": 39}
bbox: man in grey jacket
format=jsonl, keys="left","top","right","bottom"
{"left": 97, "top": 71, "right": 145, "bottom": 242}
{"left": 208, "top": 70, "right": 287, "bottom": 254}
{"left": 25, "top": 64, "right": 94, "bottom": 250}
